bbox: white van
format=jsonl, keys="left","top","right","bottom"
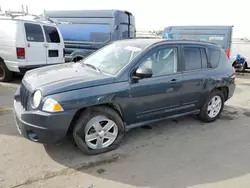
{"left": 0, "top": 14, "right": 65, "bottom": 82}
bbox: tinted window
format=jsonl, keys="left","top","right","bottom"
{"left": 201, "top": 48, "right": 208, "bottom": 69}
{"left": 184, "top": 47, "right": 202, "bottom": 70}
{"left": 141, "top": 47, "right": 178, "bottom": 77}
{"left": 24, "top": 23, "right": 44, "bottom": 42}
{"left": 58, "top": 24, "right": 111, "bottom": 42}
{"left": 209, "top": 49, "right": 221, "bottom": 68}
{"left": 43, "top": 26, "right": 60, "bottom": 43}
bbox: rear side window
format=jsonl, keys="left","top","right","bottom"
{"left": 200, "top": 48, "right": 208, "bottom": 69}
{"left": 184, "top": 47, "right": 202, "bottom": 70}
{"left": 209, "top": 48, "right": 221, "bottom": 68}
{"left": 24, "top": 23, "right": 44, "bottom": 42}
{"left": 43, "top": 26, "right": 60, "bottom": 43}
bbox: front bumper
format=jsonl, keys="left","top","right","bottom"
{"left": 14, "top": 99, "right": 76, "bottom": 144}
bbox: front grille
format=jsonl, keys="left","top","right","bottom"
{"left": 20, "top": 83, "right": 31, "bottom": 110}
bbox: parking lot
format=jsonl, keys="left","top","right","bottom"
{"left": 1, "top": 73, "right": 250, "bottom": 188}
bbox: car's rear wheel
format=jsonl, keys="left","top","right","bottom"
{"left": 73, "top": 106, "right": 125, "bottom": 155}
{"left": 199, "top": 90, "right": 225, "bottom": 122}
{"left": 0, "top": 60, "right": 13, "bottom": 82}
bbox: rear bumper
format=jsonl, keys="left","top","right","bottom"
{"left": 13, "top": 98, "right": 76, "bottom": 144}
{"left": 18, "top": 63, "right": 64, "bottom": 74}
{"left": 5, "top": 61, "right": 65, "bottom": 73}
{"left": 227, "top": 83, "right": 236, "bottom": 100}
{"left": 65, "top": 56, "right": 73, "bottom": 62}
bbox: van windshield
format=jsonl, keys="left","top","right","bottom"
{"left": 58, "top": 23, "right": 111, "bottom": 43}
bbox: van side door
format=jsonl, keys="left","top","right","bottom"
{"left": 24, "top": 23, "right": 47, "bottom": 66}
{"left": 180, "top": 45, "right": 210, "bottom": 111}
{"left": 43, "top": 25, "right": 64, "bottom": 64}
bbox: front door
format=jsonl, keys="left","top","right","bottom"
{"left": 42, "top": 25, "right": 64, "bottom": 64}
{"left": 127, "top": 45, "right": 182, "bottom": 125}
{"left": 24, "top": 23, "right": 47, "bottom": 66}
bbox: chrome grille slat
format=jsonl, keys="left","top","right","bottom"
{"left": 20, "top": 83, "right": 31, "bottom": 110}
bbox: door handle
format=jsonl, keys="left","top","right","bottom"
{"left": 170, "top": 79, "right": 178, "bottom": 83}
{"left": 44, "top": 43, "right": 49, "bottom": 48}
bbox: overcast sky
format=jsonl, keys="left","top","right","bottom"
{"left": 1, "top": 0, "right": 249, "bottom": 37}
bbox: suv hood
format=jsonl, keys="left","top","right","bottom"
{"left": 23, "top": 63, "right": 115, "bottom": 96}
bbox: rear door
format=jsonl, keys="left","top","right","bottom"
{"left": 24, "top": 22, "right": 47, "bottom": 65}
{"left": 43, "top": 25, "right": 64, "bottom": 64}
{"left": 180, "top": 45, "right": 210, "bottom": 111}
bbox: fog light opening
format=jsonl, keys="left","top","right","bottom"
{"left": 27, "top": 131, "right": 39, "bottom": 142}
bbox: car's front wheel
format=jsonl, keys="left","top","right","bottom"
{"left": 73, "top": 106, "right": 125, "bottom": 155}
{"left": 199, "top": 90, "right": 225, "bottom": 122}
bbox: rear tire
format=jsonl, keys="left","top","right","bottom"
{"left": 0, "top": 60, "right": 13, "bottom": 82}
{"left": 73, "top": 106, "right": 125, "bottom": 155}
{"left": 199, "top": 90, "right": 225, "bottom": 123}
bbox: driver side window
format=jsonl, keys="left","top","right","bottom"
{"left": 141, "top": 47, "right": 178, "bottom": 77}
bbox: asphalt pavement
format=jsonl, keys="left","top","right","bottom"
{"left": 1, "top": 74, "right": 250, "bottom": 188}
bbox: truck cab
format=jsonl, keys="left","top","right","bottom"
{"left": 44, "top": 10, "right": 136, "bottom": 62}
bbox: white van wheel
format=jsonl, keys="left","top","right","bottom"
{"left": 0, "top": 60, "right": 13, "bottom": 82}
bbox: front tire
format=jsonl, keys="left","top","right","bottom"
{"left": 73, "top": 106, "right": 125, "bottom": 155}
{"left": 199, "top": 90, "right": 225, "bottom": 122}
{"left": 0, "top": 60, "right": 13, "bottom": 82}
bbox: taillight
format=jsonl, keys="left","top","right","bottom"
{"left": 225, "top": 49, "right": 230, "bottom": 59}
{"left": 16, "top": 48, "right": 25, "bottom": 59}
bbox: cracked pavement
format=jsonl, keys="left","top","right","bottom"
{"left": 1, "top": 74, "right": 250, "bottom": 188}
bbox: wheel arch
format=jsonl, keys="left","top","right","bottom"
{"left": 245, "top": 61, "right": 248, "bottom": 69}
{"left": 0, "top": 56, "right": 4, "bottom": 63}
{"left": 210, "top": 86, "right": 229, "bottom": 101}
{"left": 66, "top": 103, "right": 124, "bottom": 135}
{"left": 72, "top": 56, "right": 84, "bottom": 62}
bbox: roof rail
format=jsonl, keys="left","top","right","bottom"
{"left": 0, "top": 5, "right": 57, "bottom": 24}
{"left": 135, "top": 37, "right": 163, "bottom": 39}
{"left": 164, "top": 39, "right": 221, "bottom": 45}
{"left": 4, "top": 4, "right": 29, "bottom": 18}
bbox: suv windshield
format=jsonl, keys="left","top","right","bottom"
{"left": 81, "top": 41, "right": 147, "bottom": 75}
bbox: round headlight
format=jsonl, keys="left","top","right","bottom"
{"left": 32, "top": 90, "right": 42, "bottom": 108}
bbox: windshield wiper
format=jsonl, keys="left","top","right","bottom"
{"left": 83, "top": 63, "right": 102, "bottom": 73}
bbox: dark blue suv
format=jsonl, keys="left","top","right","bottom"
{"left": 14, "top": 39, "right": 236, "bottom": 155}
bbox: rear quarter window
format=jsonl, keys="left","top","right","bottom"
{"left": 209, "top": 48, "right": 221, "bottom": 68}
{"left": 24, "top": 23, "right": 44, "bottom": 42}
{"left": 43, "top": 26, "right": 60, "bottom": 43}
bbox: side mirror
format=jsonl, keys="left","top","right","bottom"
{"left": 132, "top": 66, "right": 153, "bottom": 80}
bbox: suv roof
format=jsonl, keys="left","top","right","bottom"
{"left": 117, "top": 38, "right": 222, "bottom": 49}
